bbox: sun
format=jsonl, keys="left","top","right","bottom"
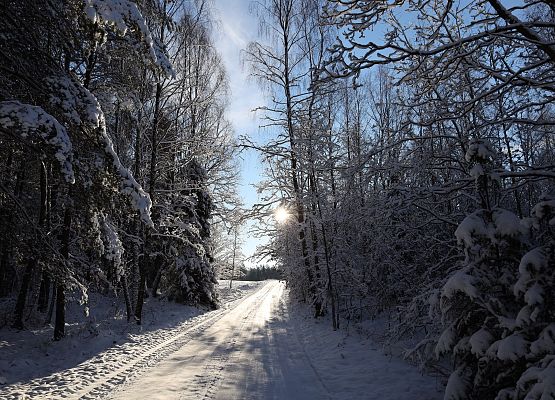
{"left": 274, "top": 207, "right": 290, "bottom": 224}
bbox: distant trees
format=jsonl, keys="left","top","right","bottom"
{"left": 243, "top": 266, "right": 282, "bottom": 281}
{"left": 0, "top": 0, "right": 237, "bottom": 337}
{"left": 248, "top": 0, "right": 555, "bottom": 396}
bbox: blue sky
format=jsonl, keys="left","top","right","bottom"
{"left": 212, "top": 0, "right": 270, "bottom": 267}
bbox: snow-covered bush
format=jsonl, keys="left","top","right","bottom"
{"left": 437, "top": 140, "right": 527, "bottom": 399}
{"left": 499, "top": 195, "right": 555, "bottom": 400}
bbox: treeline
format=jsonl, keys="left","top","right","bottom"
{"left": 248, "top": 0, "right": 554, "bottom": 398}
{"left": 0, "top": 0, "right": 238, "bottom": 339}
{"left": 242, "top": 266, "right": 282, "bottom": 281}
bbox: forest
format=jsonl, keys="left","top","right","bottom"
{"left": 0, "top": 0, "right": 239, "bottom": 335}
{"left": 1, "top": 0, "right": 554, "bottom": 399}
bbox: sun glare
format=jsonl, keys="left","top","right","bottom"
{"left": 274, "top": 207, "right": 290, "bottom": 224}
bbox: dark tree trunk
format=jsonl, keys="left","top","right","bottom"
{"left": 280, "top": 16, "right": 321, "bottom": 317}
{"left": 0, "top": 243, "right": 13, "bottom": 297}
{"left": 12, "top": 258, "right": 37, "bottom": 329}
{"left": 121, "top": 274, "right": 133, "bottom": 322}
{"left": 45, "top": 284, "right": 56, "bottom": 325}
{"left": 12, "top": 161, "right": 48, "bottom": 327}
{"left": 151, "top": 266, "right": 162, "bottom": 298}
{"left": 54, "top": 204, "right": 71, "bottom": 340}
{"left": 38, "top": 273, "right": 51, "bottom": 313}
{"left": 53, "top": 282, "right": 65, "bottom": 340}
{"left": 31, "top": 162, "right": 49, "bottom": 313}
{"left": 135, "top": 5, "right": 167, "bottom": 324}
{"left": 134, "top": 265, "right": 147, "bottom": 325}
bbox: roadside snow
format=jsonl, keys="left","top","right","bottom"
{"left": 0, "top": 281, "right": 441, "bottom": 399}
{"left": 111, "top": 281, "right": 441, "bottom": 400}
{"left": 0, "top": 281, "right": 261, "bottom": 399}
{"left": 287, "top": 293, "right": 442, "bottom": 400}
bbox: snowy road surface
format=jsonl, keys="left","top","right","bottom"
{"left": 1, "top": 281, "right": 442, "bottom": 399}
{"left": 110, "top": 280, "right": 330, "bottom": 400}
{"left": 110, "top": 281, "right": 441, "bottom": 400}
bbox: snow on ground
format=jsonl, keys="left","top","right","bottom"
{"left": 0, "top": 281, "right": 442, "bottom": 399}
{"left": 289, "top": 301, "right": 443, "bottom": 400}
{"left": 0, "top": 281, "right": 261, "bottom": 399}
{"left": 110, "top": 281, "right": 442, "bottom": 400}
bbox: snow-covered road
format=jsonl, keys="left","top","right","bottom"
{"left": 111, "top": 280, "right": 331, "bottom": 400}
{"left": 1, "top": 281, "right": 442, "bottom": 399}
{"left": 110, "top": 280, "right": 441, "bottom": 400}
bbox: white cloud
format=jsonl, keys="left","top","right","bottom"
{"left": 220, "top": 19, "right": 248, "bottom": 49}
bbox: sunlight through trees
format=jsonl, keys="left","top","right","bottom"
{"left": 274, "top": 207, "right": 290, "bottom": 224}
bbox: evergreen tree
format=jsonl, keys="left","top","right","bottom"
{"left": 437, "top": 140, "right": 527, "bottom": 399}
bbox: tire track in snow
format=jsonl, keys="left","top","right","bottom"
{"left": 186, "top": 282, "right": 276, "bottom": 400}
{"left": 106, "top": 281, "right": 334, "bottom": 400}
{"left": 0, "top": 283, "right": 265, "bottom": 400}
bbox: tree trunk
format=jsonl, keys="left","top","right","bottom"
{"left": 151, "top": 266, "right": 162, "bottom": 298}
{"left": 54, "top": 204, "right": 71, "bottom": 340}
{"left": 135, "top": 4, "right": 167, "bottom": 323}
{"left": 121, "top": 274, "right": 133, "bottom": 322}
{"left": 321, "top": 226, "right": 337, "bottom": 330}
{"left": 0, "top": 243, "right": 12, "bottom": 297}
{"left": 280, "top": 11, "right": 321, "bottom": 317}
{"left": 45, "top": 284, "right": 56, "bottom": 325}
{"left": 38, "top": 273, "right": 50, "bottom": 313}
{"left": 12, "top": 258, "right": 36, "bottom": 329}
{"left": 53, "top": 282, "right": 65, "bottom": 340}
{"left": 134, "top": 266, "right": 147, "bottom": 325}
{"left": 12, "top": 161, "right": 49, "bottom": 327}
{"left": 36, "top": 162, "right": 50, "bottom": 313}
{"left": 229, "top": 228, "right": 238, "bottom": 289}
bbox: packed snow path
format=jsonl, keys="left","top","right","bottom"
{"left": 110, "top": 280, "right": 330, "bottom": 400}
{"left": 110, "top": 281, "right": 440, "bottom": 400}
{"left": 1, "top": 281, "right": 441, "bottom": 399}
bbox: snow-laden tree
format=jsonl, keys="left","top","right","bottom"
{"left": 240, "top": 0, "right": 555, "bottom": 396}
{"left": 498, "top": 195, "right": 555, "bottom": 399}
{"left": 1, "top": 0, "right": 235, "bottom": 336}
{"left": 128, "top": 2, "right": 235, "bottom": 321}
{"left": 0, "top": 0, "right": 169, "bottom": 337}
{"left": 436, "top": 140, "right": 530, "bottom": 399}
{"left": 158, "top": 159, "right": 218, "bottom": 309}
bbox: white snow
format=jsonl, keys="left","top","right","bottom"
{"left": 109, "top": 281, "right": 441, "bottom": 400}
{"left": 0, "top": 281, "right": 442, "bottom": 399}
{"left": 441, "top": 270, "right": 479, "bottom": 300}
{"left": 454, "top": 211, "right": 489, "bottom": 248}
{"left": 514, "top": 247, "right": 548, "bottom": 297}
{"left": 516, "top": 355, "right": 555, "bottom": 399}
{"left": 465, "top": 139, "right": 494, "bottom": 163}
{"left": 0, "top": 101, "right": 75, "bottom": 183}
{"left": 516, "top": 305, "right": 533, "bottom": 327}
{"left": 444, "top": 368, "right": 469, "bottom": 400}
{"left": 454, "top": 208, "right": 522, "bottom": 250}
{"left": 47, "top": 76, "right": 153, "bottom": 226}
{"left": 435, "top": 323, "right": 457, "bottom": 357}
{"left": 82, "top": 0, "right": 175, "bottom": 77}
{"left": 468, "top": 328, "right": 494, "bottom": 357}
{"left": 101, "top": 217, "right": 124, "bottom": 279}
{"left": 524, "top": 283, "right": 544, "bottom": 307}
{"left": 487, "top": 333, "right": 528, "bottom": 362}
{"left": 530, "top": 324, "right": 555, "bottom": 356}
{"left": 0, "top": 281, "right": 262, "bottom": 399}
{"left": 491, "top": 208, "right": 521, "bottom": 238}
{"left": 519, "top": 247, "right": 549, "bottom": 276}
{"left": 532, "top": 198, "right": 555, "bottom": 226}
